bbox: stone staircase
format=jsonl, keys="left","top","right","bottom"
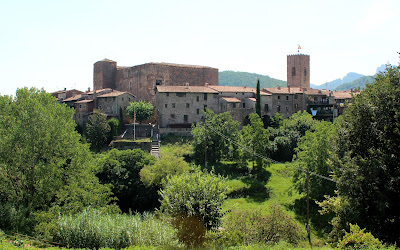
{"left": 150, "top": 139, "right": 160, "bottom": 159}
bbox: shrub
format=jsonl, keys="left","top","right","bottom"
{"left": 53, "top": 208, "right": 180, "bottom": 249}
{"left": 337, "top": 224, "right": 384, "bottom": 249}
{"left": 159, "top": 167, "right": 229, "bottom": 230}
{"left": 213, "top": 204, "right": 303, "bottom": 247}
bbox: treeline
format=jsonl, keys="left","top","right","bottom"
{"left": 219, "top": 70, "right": 286, "bottom": 88}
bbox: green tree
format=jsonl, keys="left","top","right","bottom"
{"left": 140, "top": 155, "right": 190, "bottom": 188}
{"left": 191, "top": 109, "right": 240, "bottom": 163}
{"left": 269, "top": 112, "right": 284, "bottom": 128}
{"left": 241, "top": 113, "right": 269, "bottom": 175}
{"left": 96, "top": 149, "right": 156, "bottom": 212}
{"left": 268, "top": 111, "right": 317, "bottom": 162}
{"left": 325, "top": 65, "right": 400, "bottom": 243}
{"left": 86, "top": 110, "right": 111, "bottom": 151}
{"left": 108, "top": 117, "right": 120, "bottom": 140}
{"left": 159, "top": 167, "right": 229, "bottom": 229}
{"left": 126, "top": 101, "right": 154, "bottom": 123}
{"left": 256, "top": 79, "right": 261, "bottom": 117}
{"left": 0, "top": 88, "right": 114, "bottom": 232}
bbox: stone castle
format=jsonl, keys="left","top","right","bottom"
{"left": 55, "top": 54, "right": 357, "bottom": 134}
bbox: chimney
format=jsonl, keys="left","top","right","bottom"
{"left": 205, "top": 82, "right": 209, "bottom": 87}
{"left": 185, "top": 82, "right": 189, "bottom": 89}
{"left": 277, "top": 86, "right": 281, "bottom": 90}
{"left": 64, "top": 87, "right": 66, "bottom": 91}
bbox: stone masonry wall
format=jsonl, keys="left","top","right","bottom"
{"left": 287, "top": 54, "right": 310, "bottom": 89}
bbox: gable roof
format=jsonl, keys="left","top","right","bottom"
{"left": 156, "top": 85, "right": 218, "bottom": 93}
{"left": 208, "top": 85, "right": 256, "bottom": 93}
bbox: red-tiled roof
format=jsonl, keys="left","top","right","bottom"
{"left": 63, "top": 94, "right": 84, "bottom": 102}
{"left": 221, "top": 97, "right": 241, "bottom": 102}
{"left": 248, "top": 97, "right": 257, "bottom": 102}
{"left": 86, "top": 88, "right": 112, "bottom": 95}
{"left": 209, "top": 85, "right": 256, "bottom": 93}
{"left": 332, "top": 91, "right": 359, "bottom": 99}
{"left": 156, "top": 85, "right": 218, "bottom": 93}
{"left": 97, "top": 90, "right": 135, "bottom": 98}
{"left": 75, "top": 99, "right": 93, "bottom": 104}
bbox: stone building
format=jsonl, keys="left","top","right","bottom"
{"left": 52, "top": 88, "right": 83, "bottom": 103}
{"left": 155, "top": 85, "right": 219, "bottom": 128}
{"left": 97, "top": 90, "right": 135, "bottom": 120}
{"left": 93, "top": 59, "right": 219, "bottom": 104}
{"left": 287, "top": 54, "right": 310, "bottom": 88}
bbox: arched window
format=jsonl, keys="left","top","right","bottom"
{"left": 292, "top": 67, "right": 296, "bottom": 76}
{"left": 304, "top": 68, "right": 307, "bottom": 77}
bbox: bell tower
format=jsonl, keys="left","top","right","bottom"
{"left": 287, "top": 54, "right": 310, "bottom": 88}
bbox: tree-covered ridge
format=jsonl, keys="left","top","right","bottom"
{"left": 335, "top": 75, "right": 375, "bottom": 90}
{"left": 219, "top": 70, "right": 286, "bottom": 88}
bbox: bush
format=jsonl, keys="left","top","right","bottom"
{"left": 159, "top": 167, "right": 229, "bottom": 230}
{"left": 213, "top": 204, "right": 303, "bottom": 247}
{"left": 53, "top": 208, "right": 180, "bottom": 249}
{"left": 337, "top": 224, "right": 385, "bottom": 249}
{"left": 0, "top": 203, "right": 34, "bottom": 234}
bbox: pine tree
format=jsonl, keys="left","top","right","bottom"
{"left": 256, "top": 79, "right": 261, "bottom": 118}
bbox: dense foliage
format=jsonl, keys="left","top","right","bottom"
{"left": 0, "top": 88, "right": 114, "bottom": 233}
{"left": 216, "top": 205, "right": 303, "bottom": 246}
{"left": 323, "top": 65, "right": 400, "bottom": 243}
{"left": 159, "top": 167, "right": 229, "bottom": 230}
{"left": 96, "top": 149, "right": 156, "bottom": 212}
{"left": 126, "top": 101, "right": 154, "bottom": 123}
{"left": 241, "top": 113, "right": 269, "bottom": 175}
{"left": 86, "top": 109, "right": 111, "bottom": 151}
{"left": 192, "top": 109, "right": 240, "bottom": 163}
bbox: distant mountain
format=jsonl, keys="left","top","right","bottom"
{"left": 219, "top": 71, "right": 286, "bottom": 88}
{"left": 376, "top": 64, "right": 386, "bottom": 74}
{"left": 312, "top": 72, "right": 364, "bottom": 90}
{"left": 335, "top": 75, "right": 374, "bottom": 91}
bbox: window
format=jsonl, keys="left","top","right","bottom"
{"left": 286, "top": 106, "right": 289, "bottom": 111}
{"left": 129, "top": 98, "right": 131, "bottom": 101}
{"left": 292, "top": 67, "right": 296, "bottom": 76}
{"left": 242, "top": 103, "right": 246, "bottom": 108}
{"left": 184, "top": 115, "right": 188, "bottom": 123}
{"left": 196, "top": 96, "right": 199, "bottom": 102}
{"left": 277, "top": 105, "right": 281, "bottom": 112}
{"left": 122, "top": 97, "right": 124, "bottom": 101}
{"left": 204, "top": 93, "right": 207, "bottom": 101}
{"left": 165, "top": 104, "right": 168, "bottom": 108}
{"left": 156, "top": 80, "right": 162, "bottom": 85}
{"left": 166, "top": 93, "right": 169, "bottom": 97}
{"left": 295, "top": 103, "right": 298, "bottom": 109}
{"left": 264, "top": 104, "right": 269, "bottom": 111}
{"left": 204, "top": 104, "right": 207, "bottom": 111}
{"left": 170, "top": 114, "right": 175, "bottom": 118}
{"left": 197, "top": 109, "right": 200, "bottom": 114}
{"left": 129, "top": 82, "right": 132, "bottom": 90}
{"left": 176, "top": 93, "right": 186, "bottom": 97}
{"left": 277, "top": 95, "right": 280, "bottom": 100}
{"left": 294, "top": 95, "right": 298, "bottom": 99}
{"left": 232, "top": 103, "right": 236, "bottom": 108}
{"left": 79, "top": 104, "right": 82, "bottom": 109}
{"left": 186, "top": 103, "right": 190, "bottom": 108}
{"left": 172, "top": 103, "right": 175, "bottom": 108}
{"left": 304, "top": 68, "right": 307, "bottom": 77}
{"left": 286, "top": 96, "right": 289, "bottom": 101}
{"left": 83, "top": 104, "right": 86, "bottom": 109}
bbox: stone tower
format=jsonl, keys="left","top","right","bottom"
{"left": 287, "top": 54, "right": 310, "bottom": 88}
{"left": 93, "top": 59, "right": 117, "bottom": 90}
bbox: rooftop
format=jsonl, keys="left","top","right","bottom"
{"left": 209, "top": 85, "right": 257, "bottom": 93}
{"left": 98, "top": 90, "right": 135, "bottom": 98}
{"left": 221, "top": 97, "right": 241, "bottom": 103}
{"left": 75, "top": 99, "right": 93, "bottom": 104}
{"left": 156, "top": 85, "right": 218, "bottom": 93}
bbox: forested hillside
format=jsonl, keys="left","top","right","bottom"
{"left": 219, "top": 70, "right": 286, "bottom": 88}
{"left": 335, "top": 75, "right": 374, "bottom": 90}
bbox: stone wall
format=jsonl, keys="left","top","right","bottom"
{"left": 287, "top": 54, "right": 310, "bottom": 89}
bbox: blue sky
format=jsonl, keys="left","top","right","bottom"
{"left": 0, "top": 0, "right": 399, "bottom": 95}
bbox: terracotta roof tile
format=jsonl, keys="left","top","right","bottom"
{"left": 75, "top": 99, "right": 93, "bottom": 104}
{"left": 98, "top": 90, "right": 135, "bottom": 98}
{"left": 221, "top": 97, "right": 241, "bottom": 102}
{"left": 248, "top": 97, "right": 257, "bottom": 102}
{"left": 332, "top": 91, "right": 359, "bottom": 99}
{"left": 156, "top": 85, "right": 218, "bottom": 93}
{"left": 209, "top": 85, "right": 256, "bottom": 93}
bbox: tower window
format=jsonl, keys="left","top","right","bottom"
{"left": 156, "top": 80, "right": 162, "bottom": 85}
{"left": 304, "top": 68, "right": 307, "bottom": 77}
{"left": 184, "top": 115, "right": 188, "bottom": 123}
{"left": 292, "top": 67, "right": 296, "bottom": 76}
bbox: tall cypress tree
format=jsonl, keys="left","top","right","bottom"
{"left": 256, "top": 79, "right": 261, "bottom": 117}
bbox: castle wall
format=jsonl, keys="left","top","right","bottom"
{"left": 93, "top": 60, "right": 117, "bottom": 90}
{"left": 287, "top": 54, "right": 310, "bottom": 89}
